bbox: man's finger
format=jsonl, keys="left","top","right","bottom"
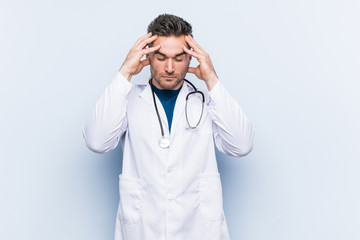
{"left": 187, "top": 67, "right": 196, "bottom": 74}
{"left": 134, "top": 32, "right": 152, "bottom": 46}
{"left": 183, "top": 46, "right": 201, "bottom": 59}
{"left": 185, "top": 35, "right": 204, "bottom": 53}
{"left": 140, "top": 58, "right": 150, "bottom": 67}
{"left": 141, "top": 35, "right": 158, "bottom": 48}
{"left": 143, "top": 44, "right": 160, "bottom": 55}
{"left": 187, "top": 35, "right": 204, "bottom": 51}
{"left": 136, "top": 35, "right": 158, "bottom": 50}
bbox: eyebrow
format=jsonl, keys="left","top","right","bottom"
{"left": 154, "top": 51, "right": 186, "bottom": 58}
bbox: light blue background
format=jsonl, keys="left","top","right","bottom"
{"left": 1, "top": 0, "right": 359, "bottom": 239}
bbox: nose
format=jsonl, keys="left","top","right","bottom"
{"left": 165, "top": 59, "right": 174, "bottom": 74}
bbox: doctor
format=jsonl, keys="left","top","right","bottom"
{"left": 83, "top": 14, "right": 254, "bottom": 240}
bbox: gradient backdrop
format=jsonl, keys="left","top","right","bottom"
{"left": 1, "top": 0, "right": 359, "bottom": 239}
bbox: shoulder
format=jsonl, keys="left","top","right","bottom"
{"left": 128, "top": 76, "right": 150, "bottom": 93}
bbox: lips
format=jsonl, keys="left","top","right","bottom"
{"left": 162, "top": 76, "right": 176, "bottom": 80}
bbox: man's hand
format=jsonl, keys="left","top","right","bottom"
{"left": 183, "top": 35, "right": 219, "bottom": 91}
{"left": 119, "top": 33, "right": 160, "bottom": 81}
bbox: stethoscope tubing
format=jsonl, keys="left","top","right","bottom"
{"left": 149, "top": 78, "right": 205, "bottom": 141}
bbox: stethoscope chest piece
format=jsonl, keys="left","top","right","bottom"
{"left": 159, "top": 137, "right": 170, "bottom": 148}
{"left": 149, "top": 78, "right": 203, "bottom": 149}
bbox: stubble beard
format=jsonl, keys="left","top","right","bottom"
{"left": 150, "top": 67, "right": 188, "bottom": 90}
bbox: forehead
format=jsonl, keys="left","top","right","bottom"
{"left": 152, "top": 35, "right": 187, "bottom": 56}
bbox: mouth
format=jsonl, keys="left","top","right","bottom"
{"left": 162, "top": 76, "right": 176, "bottom": 80}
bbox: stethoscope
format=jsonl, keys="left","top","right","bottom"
{"left": 149, "top": 78, "right": 205, "bottom": 148}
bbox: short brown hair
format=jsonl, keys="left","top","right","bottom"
{"left": 147, "top": 14, "right": 192, "bottom": 37}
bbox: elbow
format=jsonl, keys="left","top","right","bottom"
{"left": 235, "top": 125, "right": 255, "bottom": 157}
{"left": 221, "top": 140, "right": 253, "bottom": 157}
{"left": 82, "top": 128, "right": 117, "bottom": 154}
{"left": 227, "top": 120, "right": 255, "bottom": 157}
{"left": 233, "top": 142, "right": 254, "bottom": 157}
{"left": 85, "top": 139, "right": 108, "bottom": 154}
{"left": 217, "top": 129, "right": 255, "bottom": 157}
{"left": 216, "top": 139, "right": 254, "bottom": 157}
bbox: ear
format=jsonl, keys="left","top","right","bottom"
{"left": 187, "top": 55, "right": 192, "bottom": 62}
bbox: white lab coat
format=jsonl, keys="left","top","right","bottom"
{"left": 83, "top": 72, "right": 254, "bottom": 240}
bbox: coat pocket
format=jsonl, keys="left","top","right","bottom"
{"left": 118, "top": 175, "right": 143, "bottom": 224}
{"left": 198, "top": 173, "right": 224, "bottom": 221}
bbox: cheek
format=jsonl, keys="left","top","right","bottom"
{"left": 177, "top": 61, "right": 190, "bottom": 71}
{"left": 150, "top": 61, "right": 167, "bottom": 76}
{"left": 149, "top": 59, "right": 162, "bottom": 70}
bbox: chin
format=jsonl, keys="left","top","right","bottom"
{"left": 160, "top": 83, "right": 176, "bottom": 90}
{"left": 155, "top": 77, "right": 183, "bottom": 90}
{"left": 164, "top": 80, "right": 183, "bottom": 90}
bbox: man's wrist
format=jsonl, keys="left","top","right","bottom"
{"left": 206, "top": 75, "right": 219, "bottom": 91}
{"left": 119, "top": 67, "right": 132, "bottom": 82}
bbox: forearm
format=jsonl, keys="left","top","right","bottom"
{"left": 208, "top": 81, "right": 254, "bottom": 157}
{"left": 83, "top": 72, "right": 132, "bottom": 153}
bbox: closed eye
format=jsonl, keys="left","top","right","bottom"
{"left": 154, "top": 52, "right": 166, "bottom": 61}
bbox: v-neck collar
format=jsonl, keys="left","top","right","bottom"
{"left": 138, "top": 78, "right": 194, "bottom": 137}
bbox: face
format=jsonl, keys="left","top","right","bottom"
{"left": 148, "top": 35, "right": 191, "bottom": 90}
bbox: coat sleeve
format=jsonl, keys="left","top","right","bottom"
{"left": 207, "top": 81, "right": 254, "bottom": 157}
{"left": 83, "top": 72, "right": 133, "bottom": 153}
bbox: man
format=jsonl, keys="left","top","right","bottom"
{"left": 83, "top": 14, "right": 254, "bottom": 240}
